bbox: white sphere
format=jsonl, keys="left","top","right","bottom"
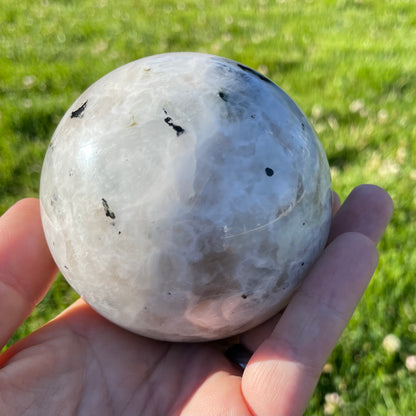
{"left": 40, "top": 53, "right": 332, "bottom": 341}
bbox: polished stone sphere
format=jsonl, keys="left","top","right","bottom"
{"left": 40, "top": 53, "right": 332, "bottom": 341}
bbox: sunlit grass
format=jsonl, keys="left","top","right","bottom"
{"left": 1, "top": 0, "right": 415, "bottom": 414}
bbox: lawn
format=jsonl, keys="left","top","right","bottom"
{"left": 0, "top": 0, "right": 415, "bottom": 414}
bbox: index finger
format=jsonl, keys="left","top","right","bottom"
{"left": 328, "top": 184, "right": 394, "bottom": 244}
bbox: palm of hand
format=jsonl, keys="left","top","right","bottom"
{"left": 0, "top": 185, "right": 392, "bottom": 416}
{"left": 1, "top": 302, "right": 248, "bottom": 415}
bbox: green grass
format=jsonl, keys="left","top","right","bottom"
{"left": 1, "top": 0, "right": 415, "bottom": 414}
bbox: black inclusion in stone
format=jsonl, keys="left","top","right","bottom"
{"left": 101, "top": 198, "right": 116, "bottom": 219}
{"left": 265, "top": 167, "right": 274, "bottom": 177}
{"left": 71, "top": 100, "right": 88, "bottom": 118}
{"left": 218, "top": 91, "right": 228, "bottom": 102}
{"left": 163, "top": 109, "right": 185, "bottom": 137}
{"left": 164, "top": 117, "right": 185, "bottom": 136}
{"left": 237, "top": 64, "right": 273, "bottom": 84}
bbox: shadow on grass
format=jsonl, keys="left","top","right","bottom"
{"left": 11, "top": 106, "right": 59, "bottom": 143}
{"left": 327, "top": 146, "right": 361, "bottom": 170}
{"left": 275, "top": 59, "right": 303, "bottom": 74}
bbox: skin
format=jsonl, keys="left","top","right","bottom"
{"left": 0, "top": 184, "right": 393, "bottom": 415}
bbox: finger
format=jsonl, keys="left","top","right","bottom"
{"left": 0, "top": 199, "right": 58, "bottom": 348}
{"left": 327, "top": 184, "right": 393, "bottom": 245}
{"left": 242, "top": 232, "right": 378, "bottom": 415}
{"left": 239, "top": 312, "right": 283, "bottom": 352}
{"left": 332, "top": 190, "right": 341, "bottom": 217}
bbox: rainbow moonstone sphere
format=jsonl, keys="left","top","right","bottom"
{"left": 40, "top": 53, "right": 332, "bottom": 341}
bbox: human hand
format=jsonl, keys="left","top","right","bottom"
{"left": 0, "top": 184, "right": 392, "bottom": 415}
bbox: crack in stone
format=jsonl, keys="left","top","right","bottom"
{"left": 224, "top": 184, "right": 305, "bottom": 240}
